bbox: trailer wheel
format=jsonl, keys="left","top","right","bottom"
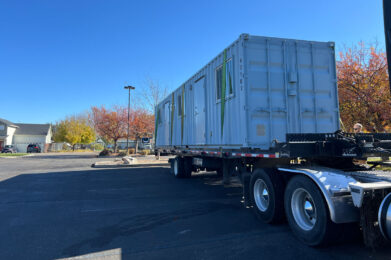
{"left": 284, "top": 175, "right": 339, "bottom": 246}
{"left": 249, "top": 169, "right": 284, "bottom": 223}
{"left": 171, "top": 157, "right": 185, "bottom": 178}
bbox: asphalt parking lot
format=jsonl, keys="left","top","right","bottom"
{"left": 0, "top": 153, "right": 391, "bottom": 260}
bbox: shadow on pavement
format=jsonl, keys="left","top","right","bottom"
{"left": 0, "top": 166, "right": 390, "bottom": 260}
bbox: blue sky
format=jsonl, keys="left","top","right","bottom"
{"left": 0, "top": 0, "right": 386, "bottom": 123}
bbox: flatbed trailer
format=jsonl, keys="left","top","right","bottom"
{"left": 155, "top": 34, "right": 391, "bottom": 246}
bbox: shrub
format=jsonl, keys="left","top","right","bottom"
{"left": 99, "top": 149, "right": 112, "bottom": 156}
{"left": 118, "top": 151, "right": 127, "bottom": 157}
{"left": 140, "top": 150, "right": 151, "bottom": 155}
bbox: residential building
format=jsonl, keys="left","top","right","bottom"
{"left": 0, "top": 118, "right": 52, "bottom": 152}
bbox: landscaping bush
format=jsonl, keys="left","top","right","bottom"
{"left": 140, "top": 150, "right": 151, "bottom": 155}
{"left": 118, "top": 151, "right": 127, "bottom": 157}
{"left": 99, "top": 149, "right": 112, "bottom": 156}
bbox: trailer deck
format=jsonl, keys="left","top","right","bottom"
{"left": 346, "top": 169, "right": 391, "bottom": 183}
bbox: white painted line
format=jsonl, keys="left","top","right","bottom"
{"left": 82, "top": 207, "right": 135, "bottom": 213}
{"left": 178, "top": 229, "right": 191, "bottom": 235}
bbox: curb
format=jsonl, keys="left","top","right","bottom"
{"left": 91, "top": 163, "right": 169, "bottom": 168}
{"left": 0, "top": 154, "right": 34, "bottom": 159}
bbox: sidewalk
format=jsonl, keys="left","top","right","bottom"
{"left": 91, "top": 155, "right": 173, "bottom": 168}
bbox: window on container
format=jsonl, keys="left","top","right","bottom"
{"left": 226, "top": 59, "right": 234, "bottom": 95}
{"left": 216, "top": 67, "right": 222, "bottom": 100}
{"left": 178, "top": 86, "right": 186, "bottom": 117}
{"left": 157, "top": 108, "right": 162, "bottom": 125}
{"left": 164, "top": 102, "right": 170, "bottom": 123}
{"left": 177, "top": 94, "right": 182, "bottom": 116}
{"left": 215, "top": 58, "right": 234, "bottom": 101}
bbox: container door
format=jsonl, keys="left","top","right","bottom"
{"left": 163, "top": 101, "right": 170, "bottom": 145}
{"left": 193, "top": 77, "right": 206, "bottom": 145}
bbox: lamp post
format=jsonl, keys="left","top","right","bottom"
{"left": 124, "top": 85, "right": 135, "bottom": 155}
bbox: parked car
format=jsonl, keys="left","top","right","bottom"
{"left": 27, "top": 144, "right": 41, "bottom": 153}
{"left": 1, "top": 145, "right": 17, "bottom": 153}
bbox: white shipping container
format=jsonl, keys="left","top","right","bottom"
{"left": 155, "top": 34, "right": 339, "bottom": 151}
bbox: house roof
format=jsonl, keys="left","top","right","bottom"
{"left": 14, "top": 124, "right": 51, "bottom": 135}
{"left": 0, "top": 118, "right": 19, "bottom": 128}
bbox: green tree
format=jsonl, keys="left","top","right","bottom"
{"left": 53, "top": 118, "right": 96, "bottom": 150}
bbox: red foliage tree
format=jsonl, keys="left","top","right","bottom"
{"left": 91, "top": 106, "right": 127, "bottom": 152}
{"left": 337, "top": 42, "right": 391, "bottom": 132}
{"left": 130, "top": 109, "right": 155, "bottom": 153}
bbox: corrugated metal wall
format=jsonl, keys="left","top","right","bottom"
{"left": 245, "top": 36, "right": 339, "bottom": 149}
{"left": 156, "top": 34, "right": 339, "bottom": 151}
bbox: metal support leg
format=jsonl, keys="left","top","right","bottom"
{"left": 241, "top": 171, "right": 251, "bottom": 207}
{"left": 223, "top": 160, "right": 231, "bottom": 185}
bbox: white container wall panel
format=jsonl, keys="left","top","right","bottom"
{"left": 244, "top": 37, "right": 339, "bottom": 149}
{"left": 157, "top": 40, "right": 246, "bottom": 149}
{"left": 156, "top": 34, "right": 339, "bottom": 151}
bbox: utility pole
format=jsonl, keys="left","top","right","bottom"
{"left": 124, "top": 85, "right": 135, "bottom": 155}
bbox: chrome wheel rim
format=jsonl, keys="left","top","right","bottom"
{"left": 254, "top": 179, "right": 270, "bottom": 212}
{"left": 291, "top": 188, "right": 317, "bottom": 231}
{"left": 174, "top": 159, "right": 178, "bottom": 176}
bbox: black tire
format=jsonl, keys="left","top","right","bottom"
{"left": 249, "top": 168, "right": 284, "bottom": 224}
{"left": 284, "top": 175, "right": 340, "bottom": 246}
{"left": 170, "top": 157, "right": 185, "bottom": 178}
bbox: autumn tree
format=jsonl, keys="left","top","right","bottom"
{"left": 53, "top": 118, "right": 96, "bottom": 150}
{"left": 91, "top": 106, "right": 127, "bottom": 152}
{"left": 130, "top": 108, "right": 155, "bottom": 153}
{"left": 337, "top": 42, "right": 391, "bottom": 132}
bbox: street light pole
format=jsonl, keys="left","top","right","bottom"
{"left": 124, "top": 85, "right": 135, "bottom": 155}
